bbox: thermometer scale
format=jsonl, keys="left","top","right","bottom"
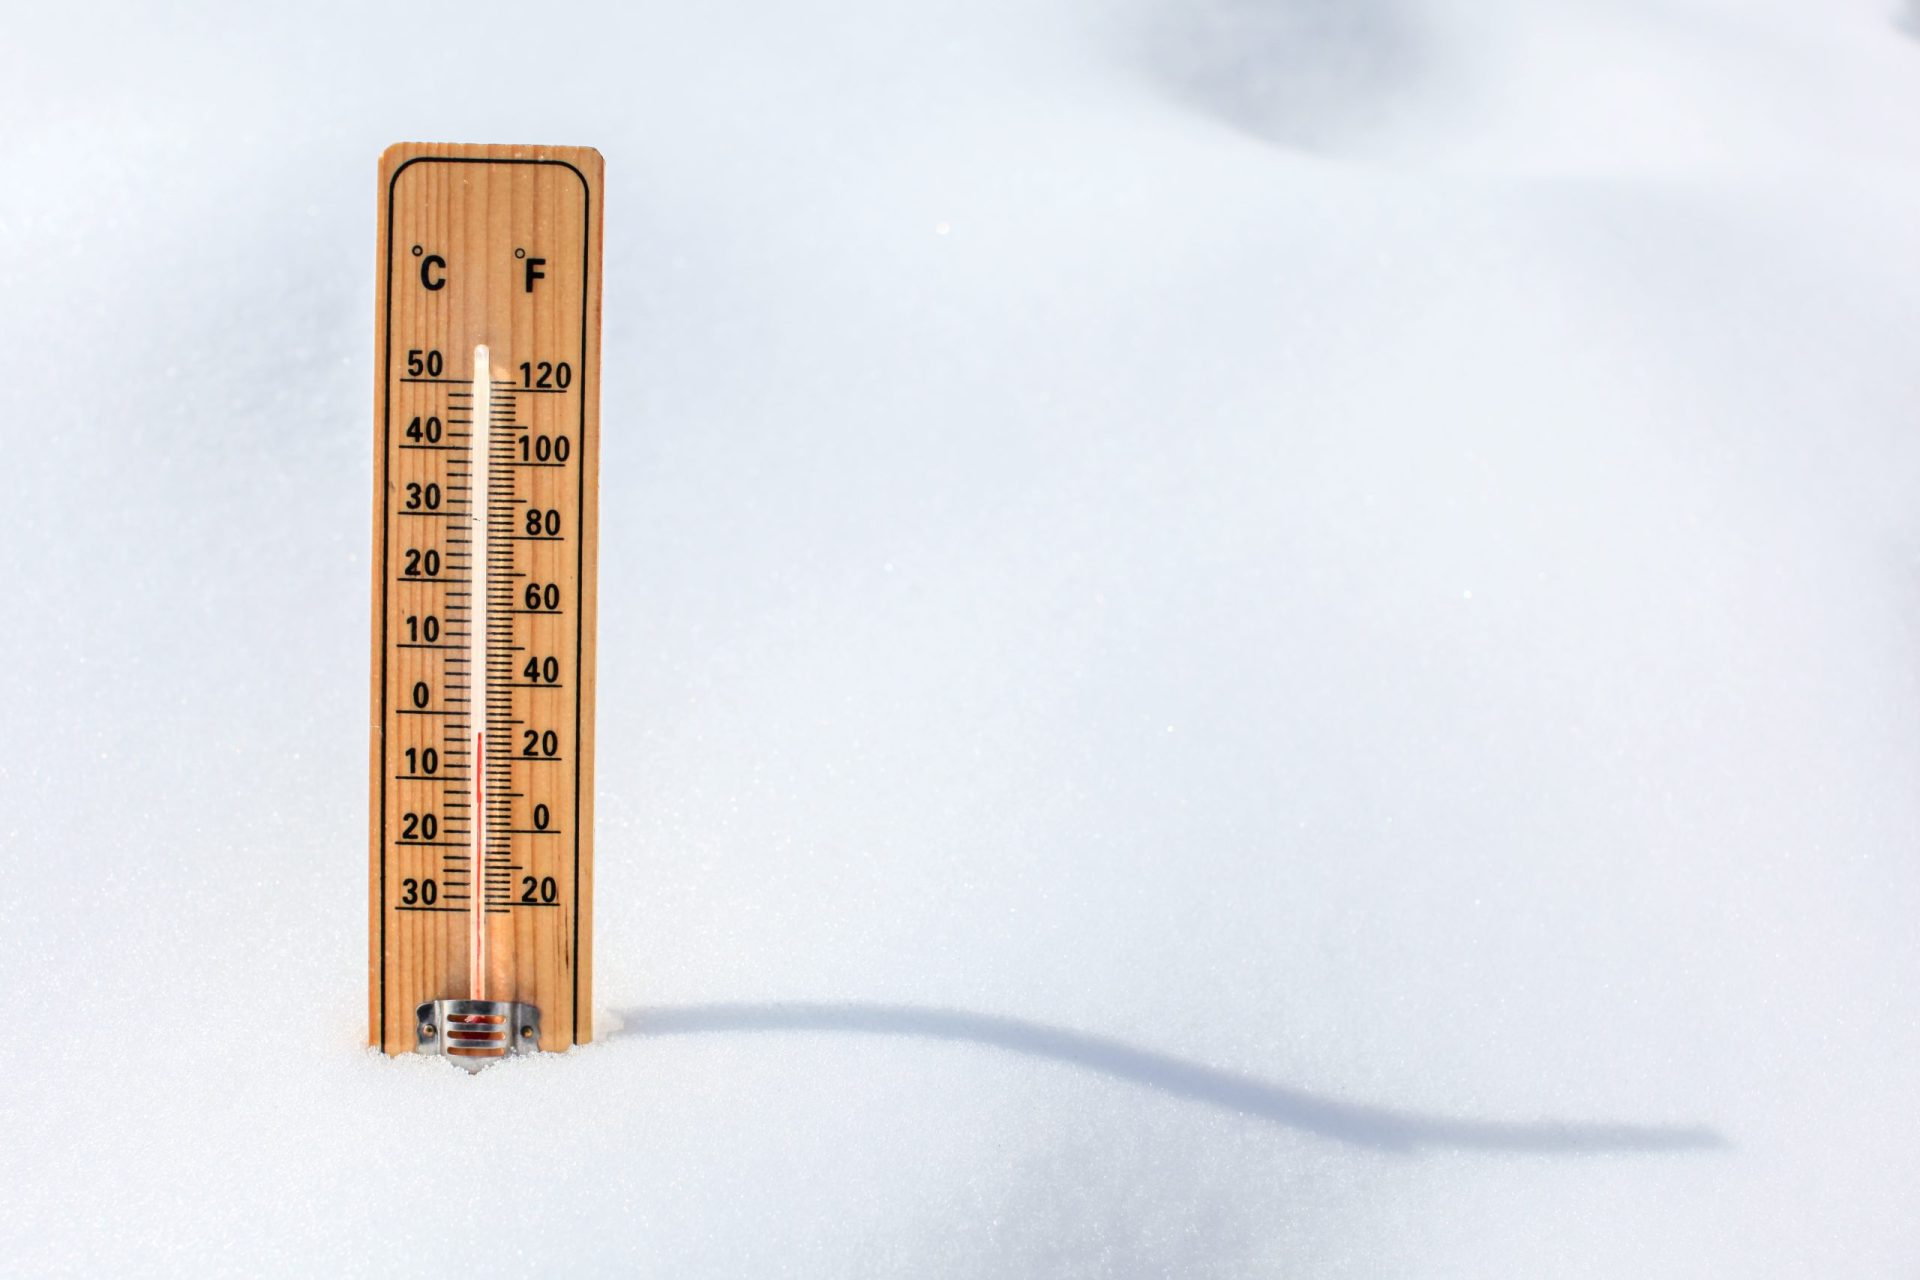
{"left": 368, "top": 142, "right": 603, "bottom": 1065}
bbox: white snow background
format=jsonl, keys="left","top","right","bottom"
{"left": 3, "top": 0, "right": 1919, "bottom": 1273}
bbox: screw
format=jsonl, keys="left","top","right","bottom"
{"left": 520, "top": 1025, "right": 534, "bottom": 1039}
{"left": 420, "top": 1023, "right": 436, "bottom": 1039}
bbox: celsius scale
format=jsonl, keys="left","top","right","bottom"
{"left": 368, "top": 143, "right": 603, "bottom": 1066}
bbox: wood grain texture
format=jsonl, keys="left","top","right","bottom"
{"left": 370, "top": 142, "right": 601, "bottom": 1054}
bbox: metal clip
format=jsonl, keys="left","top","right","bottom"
{"left": 415, "top": 999, "right": 542, "bottom": 1071}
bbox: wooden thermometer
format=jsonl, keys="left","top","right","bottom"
{"left": 369, "top": 143, "right": 602, "bottom": 1066}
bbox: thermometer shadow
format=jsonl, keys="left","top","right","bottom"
{"left": 613, "top": 1002, "right": 1725, "bottom": 1155}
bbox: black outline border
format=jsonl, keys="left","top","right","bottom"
{"left": 380, "top": 154, "right": 593, "bottom": 1048}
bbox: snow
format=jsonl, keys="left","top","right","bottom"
{"left": 3, "top": 0, "right": 1919, "bottom": 1273}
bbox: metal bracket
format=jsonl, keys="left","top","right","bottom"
{"left": 415, "top": 999, "right": 542, "bottom": 1071}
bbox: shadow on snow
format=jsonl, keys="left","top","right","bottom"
{"left": 613, "top": 1001, "right": 1725, "bottom": 1155}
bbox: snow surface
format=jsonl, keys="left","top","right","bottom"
{"left": 4, "top": 0, "right": 1920, "bottom": 1273}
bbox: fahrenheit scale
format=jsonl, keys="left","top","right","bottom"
{"left": 369, "top": 143, "right": 603, "bottom": 1066}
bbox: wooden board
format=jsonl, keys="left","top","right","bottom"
{"left": 369, "top": 142, "right": 602, "bottom": 1055}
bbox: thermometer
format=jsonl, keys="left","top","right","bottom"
{"left": 368, "top": 142, "right": 603, "bottom": 1066}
